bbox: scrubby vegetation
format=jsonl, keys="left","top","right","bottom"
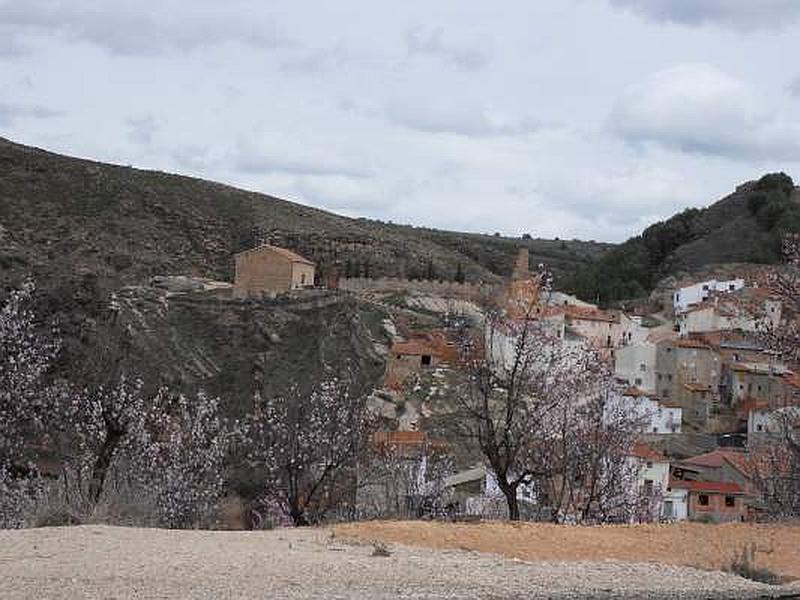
{"left": 563, "top": 173, "right": 800, "bottom": 306}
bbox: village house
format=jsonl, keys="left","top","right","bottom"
{"left": 667, "top": 478, "right": 748, "bottom": 522}
{"left": 654, "top": 338, "right": 722, "bottom": 424}
{"left": 613, "top": 388, "right": 683, "bottom": 434}
{"left": 615, "top": 341, "right": 658, "bottom": 393}
{"left": 629, "top": 441, "right": 671, "bottom": 520}
{"left": 384, "top": 331, "right": 459, "bottom": 390}
{"left": 676, "top": 290, "right": 782, "bottom": 337}
{"left": 233, "top": 244, "right": 315, "bottom": 297}
{"left": 672, "top": 278, "right": 745, "bottom": 314}
{"left": 725, "top": 362, "right": 795, "bottom": 411}
{"left": 677, "top": 448, "right": 754, "bottom": 490}
{"left": 748, "top": 404, "right": 800, "bottom": 442}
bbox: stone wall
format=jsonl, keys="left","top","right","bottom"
{"left": 339, "top": 277, "right": 500, "bottom": 300}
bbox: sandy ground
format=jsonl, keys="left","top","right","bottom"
{"left": 336, "top": 520, "right": 800, "bottom": 581}
{"left": 0, "top": 525, "right": 798, "bottom": 599}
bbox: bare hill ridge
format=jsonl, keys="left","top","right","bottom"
{"left": 0, "top": 135, "right": 608, "bottom": 299}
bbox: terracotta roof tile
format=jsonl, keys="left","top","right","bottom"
{"left": 668, "top": 478, "right": 745, "bottom": 494}
{"left": 235, "top": 244, "right": 314, "bottom": 265}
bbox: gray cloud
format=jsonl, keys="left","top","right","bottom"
{"left": 788, "top": 76, "right": 800, "bottom": 97}
{"left": 609, "top": 0, "right": 800, "bottom": 30}
{"left": 279, "top": 45, "right": 350, "bottom": 74}
{"left": 406, "top": 27, "right": 489, "bottom": 71}
{"left": 126, "top": 115, "right": 159, "bottom": 146}
{"left": 609, "top": 64, "right": 800, "bottom": 160}
{"left": 0, "top": 102, "right": 60, "bottom": 126}
{"left": 0, "top": 0, "right": 292, "bottom": 54}
{"left": 231, "top": 146, "right": 373, "bottom": 179}
{"left": 385, "top": 100, "right": 540, "bottom": 137}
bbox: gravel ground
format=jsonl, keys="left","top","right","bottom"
{"left": 0, "top": 525, "right": 795, "bottom": 599}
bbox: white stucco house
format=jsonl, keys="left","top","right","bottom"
{"left": 606, "top": 389, "right": 682, "bottom": 434}
{"left": 673, "top": 278, "right": 745, "bottom": 313}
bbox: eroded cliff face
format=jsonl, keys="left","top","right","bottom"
{"left": 57, "top": 286, "right": 389, "bottom": 417}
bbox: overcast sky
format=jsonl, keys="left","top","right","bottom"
{"left": 1, "top": 1, "right": 799, "bottom": 242}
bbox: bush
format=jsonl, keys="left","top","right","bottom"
{"left": 725, "top": 543, "right": 781, "bottom": 585}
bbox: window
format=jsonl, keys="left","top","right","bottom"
{"left": 421, "top": 355, "right": 432, "bottom": 366}
{"left": 635, "top": 378, "right": 642, "bottom": 386}
{"left": 653, "top": 427, "right": 658, "bottom": 433}
{"left": 300, "top": 273, "right": 306, "bottom": 285}
{"left": 640, "top": 363, "right": 647, "bottom": 372}
{"left": 728, "top": 284, "right": 735, "bottom": 291}
{"left": 664, "top": 500, "right": 674, "bottom": 518}
{"left": 757, "top": 424, "right": 763, "bottom": 432}
{"left": 643, "top": 480, "right": 654, "bottom": 495}
{"left": 725, "top": 496, "right": 735, "bottom": 507}
{"left": 698, "top": 494, "right": 709, "bottom": 506}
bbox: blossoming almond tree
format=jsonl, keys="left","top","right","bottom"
{"left": 0, "top": 280, "right": 65, "bottom": 527}
{"left": 246, "top": 379, "right": 376, "bottom": 526}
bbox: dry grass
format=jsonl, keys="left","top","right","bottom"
{"left": 335, "top": 520, "right": 800, "bottom": 581}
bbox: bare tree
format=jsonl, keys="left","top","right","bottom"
{"left": 246, "top": 379, "right": 376, "bottom": 526}
{"left": 753, "top": 234, "right": 800, "bottom": 518}
{"left": 454, "top": 313, "right": 588, "bottom": 520}
{"left": 762, "top": 234, "right": 800, "bottom": 363}
{"left": 358, "top": 437, "right": 453, "bottom": 519}
{"left": 534, "top": 370, "right": 648, "bottom": 524}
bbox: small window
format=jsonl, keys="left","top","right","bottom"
{"left": 756, "top": 424, "right": 763, "bottom": 432}
{"left": 635, "top": 378, "right": 642, "bottom": 386}
{"left": 653, "top": 427, "right": 658, "bottom": 433}
{"left": 640, "top": 363, "right": 647, "bottom": 372}
{"left": 698, "top": 494, "right": 709, "bottom": 506}
{"left": 725, "top": 495, "right": 735, "bottom": 507}
{"left": 300, "top": 273, "right": 306, "bottom": 285}
{"left": 728, "top": 284, "right": 735, "bottom": 291}
{"left": 421, "top": 355, "right": 432, "bottom": 366}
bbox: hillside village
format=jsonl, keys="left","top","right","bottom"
{"left": 227, "top": 238, "right": 799, "bottom": 525}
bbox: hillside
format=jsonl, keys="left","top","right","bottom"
{"left": 0, "top": 136, "right": 608, "bottom": 300}
{"left": 563, "top": 173, "right": 800, "bottom": 306}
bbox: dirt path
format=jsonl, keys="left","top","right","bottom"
{"left": 0, "top": 525, "right": 795, "bottom": 599}
{"left": 336, "top": 520, "right": 800, "bottom": 581}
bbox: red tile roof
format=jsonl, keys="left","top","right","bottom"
{"left": 682, "top": 449, "right": 752, "bottom": 477}
{"left": 236, "top": 243, "right": 314, "bottom": 265}
{"left": 683, "top": 382, "right": 711, "bottom": 393}
{"left": 669, "top": 478, "right": 745, "bottom": 494}
{"left": 630, "top": 441, "right": 666, "bottom": 462}
{"left": 372, "top": 431, "right": 427, "bottom": 445}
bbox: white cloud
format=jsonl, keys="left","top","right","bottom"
{"left": 0, "top": 0, "right": 292, "bottom": 54}
{"left": 0, "top": 102, "right": 60, "bottom": 126}
{"left": 609, "top": 64, "right": 800, "bottom": 160}
{"left": 384, "top": 99, "right": 540, "bottom": 137}
{"left": 405, "top": 26, "right": 489, "bottom": 71}
{"left": 609, "top": 0, "right": 800, "bottom": 30}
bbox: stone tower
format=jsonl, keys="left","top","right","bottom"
{"left": 512, "top": 247, "right": 530, "bottom": 281}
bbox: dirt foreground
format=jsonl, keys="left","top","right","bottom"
{"left": 0, "top": 524, "right": 798, "bottom": 599}
{"left": 336, "top": 520, "right": 800, "bottom": 580}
